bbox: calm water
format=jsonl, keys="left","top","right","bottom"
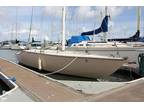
{"left": 0, "top": 50, "right": 18, "bottom": 63}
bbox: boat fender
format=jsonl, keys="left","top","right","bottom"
{"left": 38, "top": 57, "right": 42, "bottom": 70}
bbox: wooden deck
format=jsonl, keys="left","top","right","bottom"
{"left": 1, "top": 57, "right": 144, "bottom": 102}
{"left": 0, "top": 58, "right": 85, "bottom": 101}
{"left": 85, "top": 79, "right": 144, "bottom": 102}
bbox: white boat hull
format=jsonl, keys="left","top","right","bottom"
{"left": 67, "top": 44, "right": 144, "bottom": 64}
{"left": 11, "top": 44, "right": 26, "bottom": 50}
{"left": 0, "top": 45, "right": 11, "bottom": 49}
{"left": 17, "top": 50, "right": 127, "bottom": 78}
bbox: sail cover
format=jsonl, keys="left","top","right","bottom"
{"left": 67, "top": 35, "right": 90, "bottom": 46}
{"left": 81, "top": 16, "right": 109, "bottom": 36}
{"left": 108, "top": 30, "right": 140, "bottom": 42}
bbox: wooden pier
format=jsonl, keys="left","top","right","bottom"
{"left": 1, "top": 57, "right": 144, "bottom": 101}
{"left": 0, "top": 58, "right": 85, "bottom": 101}
{"left": 85, "top": 79, "right": 144, "bottom": 102}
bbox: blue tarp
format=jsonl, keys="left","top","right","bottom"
{"left": 67, "top": 35, "right": 90, "bottom": 46}
{"left": 81, "top": 16, "right": 109, "bottom": 36}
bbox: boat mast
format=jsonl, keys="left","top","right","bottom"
{"left": 102, "top": 6, "right": 108, "bottom": 42}
{"left": 15, "top": 7, "right": 18, "bottom": 42}
{"left": 27, "top": 6, "right": 34, "bottom": 49}
{"left": 137, "top": 7, "right": 140, "bottom": 32}
{"left": 11, "top": 24, "right": 14, "bottom": 41}
{"left": 61, "top": 6, "right": 66, "bottom": 51}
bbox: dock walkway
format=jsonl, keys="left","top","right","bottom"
{"left": 1, "top": 57, "right": 144, "bottom": 101}
{"left": 85, "top": 79, "right": 144, "bottom": 102}
{"left": 0, "top": 58, "right": 85, "bottom": 101}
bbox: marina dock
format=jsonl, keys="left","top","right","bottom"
{"left": 85, "top": 79, "right": 144, "bottom": 101}
{"left": 0, "top": 58, "right": 85, "bottom": 101}
{"left": 0, "top": 57, "right": 144, "bottom": 101}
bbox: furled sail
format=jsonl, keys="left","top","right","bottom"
{"left": 81, "top": 16, "right": 109, "bottom": 36}
{"left": 108, "top": 30, "right": 140, "bottom": 42}
{"left": 108, "top": 7, "right": 141, "bottom": 42}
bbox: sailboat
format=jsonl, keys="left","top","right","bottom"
{"left": 10, "top": 7, "right": 26, "bottom": 50}
{"left": 67, "top": 7, "right": 144, "bottom": 64}
{"left": 0, "top": 41, "right": 11, "bottom": 49}
{"left": 108, "top": 7, "right": 141, "bottom": 43}
{"left": 108, "top": 7, "right": 144, "bottom": 47}
{"left": 16, "top": 7, "right": 127, "bottom": 78}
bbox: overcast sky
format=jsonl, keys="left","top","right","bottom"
{"left": 0, "top": 6, "right": 143, "bottom": 42}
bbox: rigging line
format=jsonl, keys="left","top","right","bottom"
{"left": 28, "top": 6, "right": 34, "bottom": 44}
{"left": 39, "top": 7, "right": 44, "bottom": 40}
{"left": 15, "top": 7, "right": 18, "bottom": 40}
{"left": 11, "top": 24, "right": 14, "bottom": 41}
{"left": 44, "top": 57, "right": 78, "bottom": 75}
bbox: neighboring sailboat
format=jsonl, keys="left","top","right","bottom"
{"left": 17, "top": 7, "right": 127, "bottom": 78}
{"left": 66, "top": 7, "right": 144, "bottom": 64}
{"left": 10, "top": 7, "right": 26, "bottom": 50}
{"left": 108, "top": 7, "right": 143, "bottom": 43}
{"left": 0, "top": 41, "right": 11, "bottom": 49}
{"left": 25, "top": 7, "right": 42, "bottom": 49}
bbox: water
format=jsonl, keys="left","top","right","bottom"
{"left": 0, "top": 50, "right": 18, "bottom": 63}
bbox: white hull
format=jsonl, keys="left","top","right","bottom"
{"left": 0, "top": 45, "right": 11, "bottom": 49}
{"left": 11, "top": 44, "right": 26, "bottom": 50}
{"left": 17, "top": 50, "right": 127, "bottom": 78}
{"left": 67, "top": 43, "right": 144, "bottom": 64}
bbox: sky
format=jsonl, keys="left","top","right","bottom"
{"left": 0, "top": 6, "right": 144, "bottom": 42}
